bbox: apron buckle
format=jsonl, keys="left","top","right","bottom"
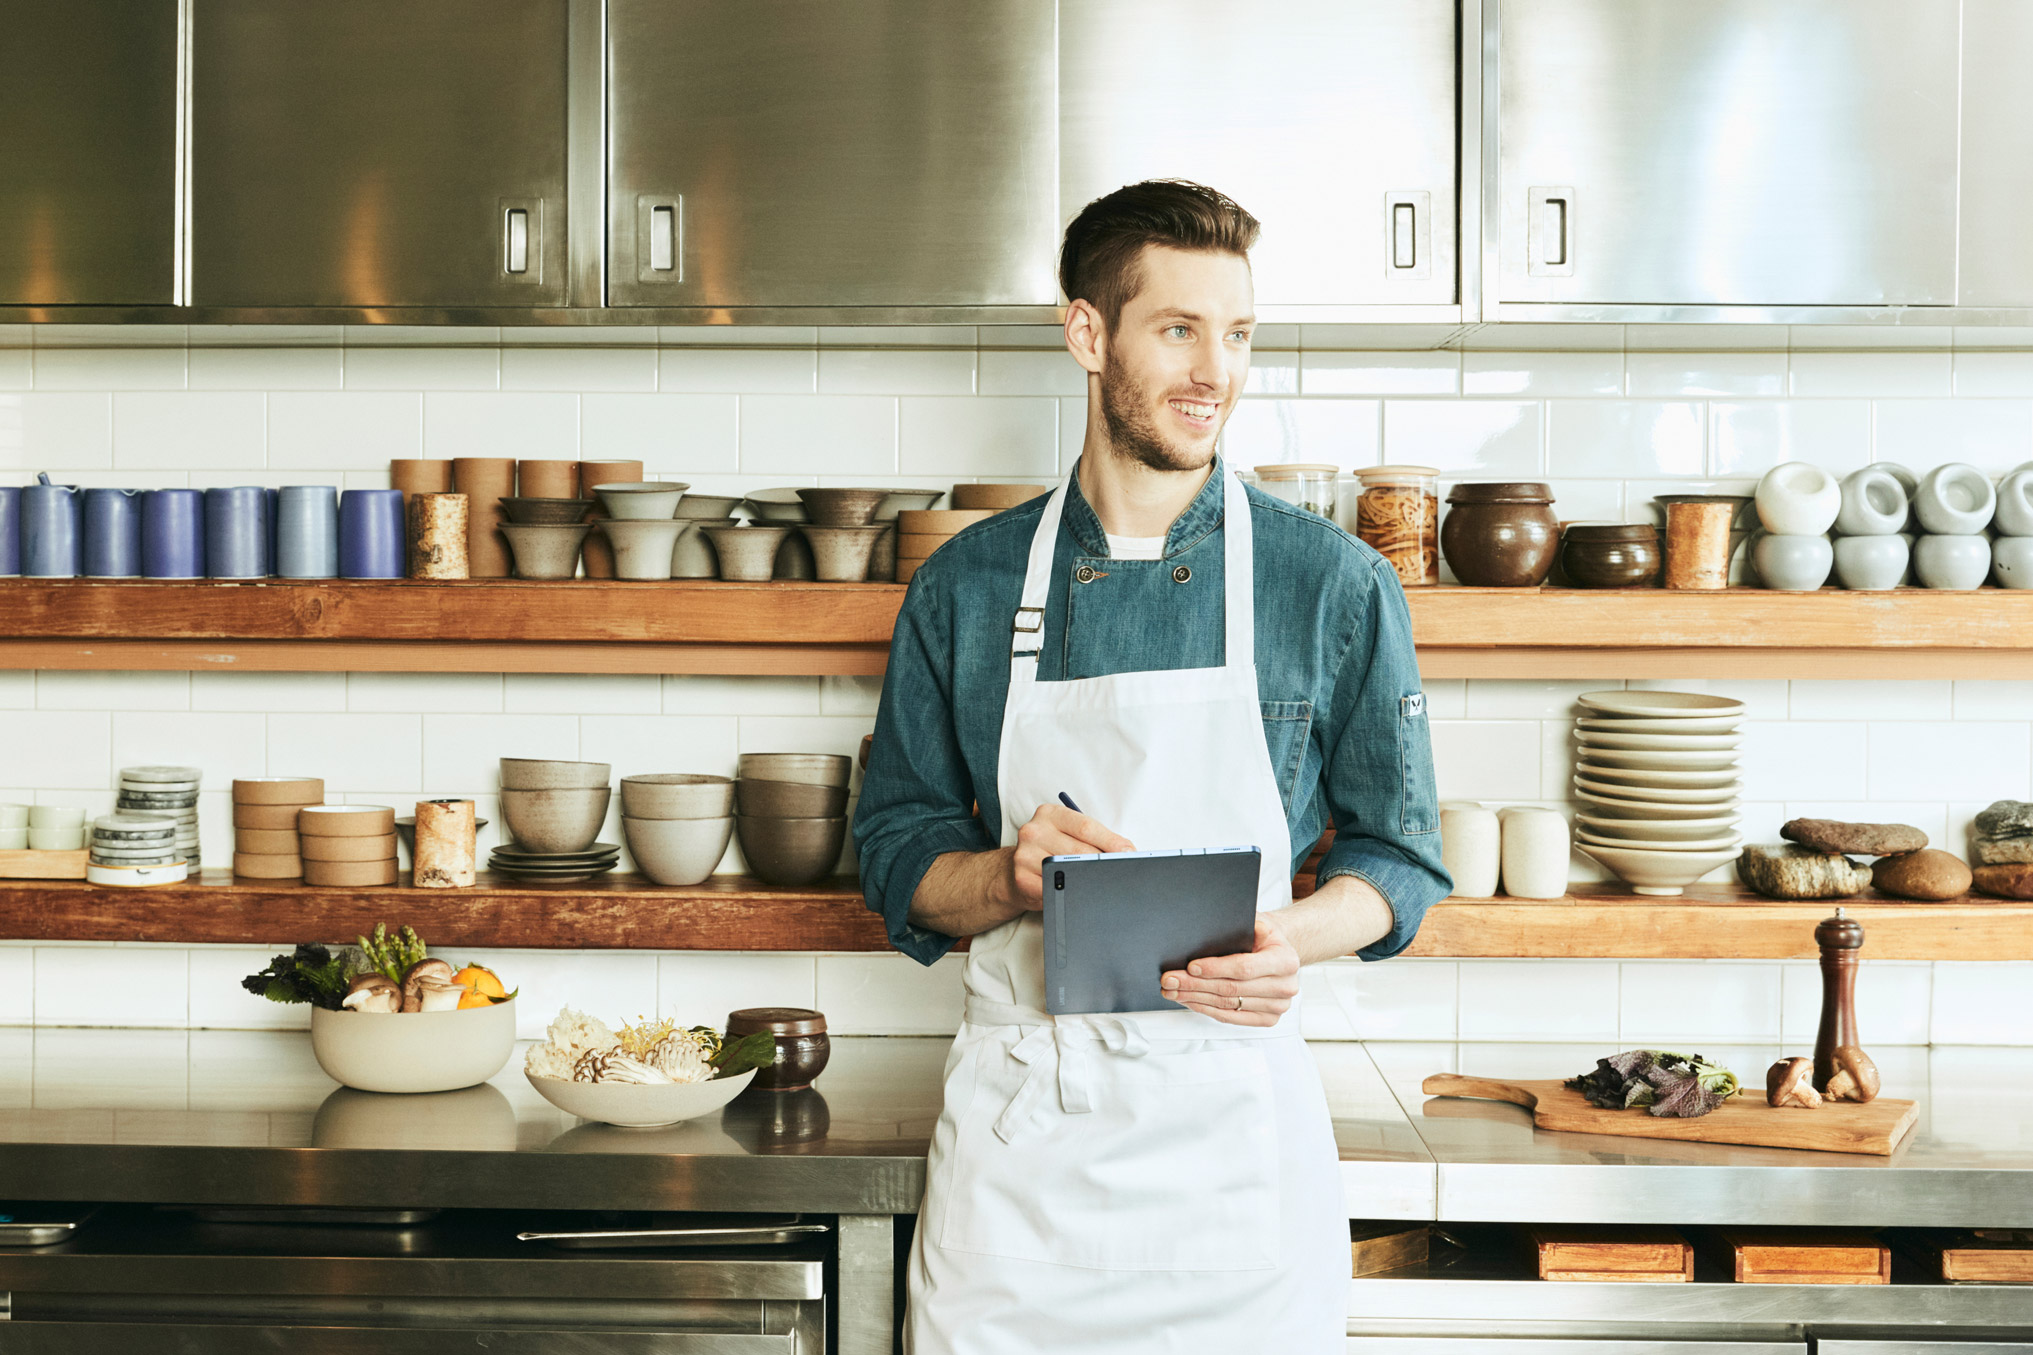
{"left": 1010, "top": 605, "right": 1045, "bottom": 659}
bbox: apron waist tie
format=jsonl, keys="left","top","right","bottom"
{"left": 966, "top": 997, "right": 1151, "bottom": 1144}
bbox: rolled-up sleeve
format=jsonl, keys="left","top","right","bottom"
{"left": 851, "top": 565, "right": 994, "bottom": 966}
{"left": 1313, "top": 557, "right": 1452, "bottom": 960}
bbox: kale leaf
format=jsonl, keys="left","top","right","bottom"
{"left": 240, "top": 944, "right": 354, "bottom": 1010}
{"left": 1564, "top": 1049, "right": 1740, "bottom": 1119}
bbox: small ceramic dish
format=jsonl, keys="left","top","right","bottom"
{"left": 501, "top": 497, "right": 596, "bottom": 526}
{"left": 743, "top": 488, "right": 809, "bottom": 523}
{"left": 673, "top": 493, "right": 743, "bottom": 520}
{"left": 1573, "top": 803, "right": 1741, "bottom": 829}
{"left": 527, "top": 1066, "right": 756, "bottom": 1128}
{"left": 1575, "top": 691, "right": 1747, "bottom": 720}
{"left": 736, "top": 753, "right": 853, "bottom": 788}
{"left": 796, "top": 487, "right": 890, "bottom": 526}
{"left": 490, "top": 841, "right": 622, "bottom": 862}
{"left": 310, "top": 999, "right": 516, "bottom": 1094}
{"left": 1574, "top": 763, "right": 1742, "bottom": 789}
{"left": 1573, "top": 842, "right": 1743, "bottom": 896}
{"left": 1576, "top": 828, "right": 1742, "bottom": 853}
{"left": 1572, "top": 775, "right": 1741, "bottom": 804}
{"left": 592, "top": 482, "right": 686, "bottom": 520}
{"left": 1576, "top": 731, "right": 1741, "bottom": 752}
{"left": 1574, "top": 716, "right": 1742, "bottom": 736}
{"left": 620, "top": 773, "right": 735, "bottom": 820}
{"left": 1578, "top": 748, "right": 1742, "bottom": 771}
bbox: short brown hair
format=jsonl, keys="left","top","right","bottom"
{"left": 1059, "top": 179, "right": 1260, "bottom": 331}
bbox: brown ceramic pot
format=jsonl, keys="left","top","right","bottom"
{"left": 1440, "top": 483, "right": 1560, "bottom": 587}
{"left": 1560, "top": 523, "right": 1661, "bottom": 588}
{"left": 727, "top": 1007, "right": 830, "bottom": 1091}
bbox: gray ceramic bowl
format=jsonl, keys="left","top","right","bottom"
{"left": 592, "top": 482, "right": 686, "bottom": 520}
{"left": 736, "top": 753, "right": 852, "bottom": 788}
{"left": 499, "top": 787, "right": 611, "bottom": 855}
{"left": 744, "top": 488, "right": 809, "bottom": 523}
{"left": 500, "top": 757, "right": 612, "bottom": 790}
{"left": 736, "top": 814, "right": 847, "bottom": 887}
{"left": 623, "top": 814, "right": 734, "bottom": 886}
{"left": 620, "top": 773, "right": 735, "bottom": 820}
{"left": 500, "top": 497, "right": 596, "bottom": 526}
{"left": 502, "top": 523, "right": 592, "bottom": 580}
{"left": 797, "top": 524, "right": 887, "bottom": 581}
{"left": 796, "top": 487, "right": 889, "bottom": 526}
{"left": 674, "top": 493, "right": 743, "bottom": 520}
{"left": 737, "top": 776, "right": 849, "bottom": 818}
{"left": 700, "top": 524, "right": 793, "bottom": 582}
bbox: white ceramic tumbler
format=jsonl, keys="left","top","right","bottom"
{"left": 1498, "top": 807, "right": 1570, "bottom": 900}
{"left": 1439, "top": 802, "right": 1499, "bottom": 899}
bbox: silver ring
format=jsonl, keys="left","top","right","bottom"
{"left": 1233, "top": 995, "right": 1244, "bottom": 1011}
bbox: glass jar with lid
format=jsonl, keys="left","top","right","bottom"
{"left": 1252, "top": 462, "right": 1339, "bottom": 520}
{"left": 1353, "top": 465, "right": 1440, "bottom": 587}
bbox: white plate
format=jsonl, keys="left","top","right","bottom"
{"left": 84, "top": 860, "right": 188, "bottom": 887}
{"left": 1577, "top": 691, "right": 1747, "bottom": 720}
{"left": 1573, "top": 776, "right": 1741, "bottom": 804}
{"left": 1579, "top": 748, "right": 1742, "bottom": 771}
{"left": 1575, "top": 813, "right": 1741, "bottom": 841}
{"left": 1574, "top": 789, "right": 1743, "bottom": 819}
{"left": 1575, "top": 763, "right": 1742, "bottom": 788}
{"left": 527, "top": 1067, "right": 758, "bottom": 1128}
{"left": 1575, "top": 716, "right": 1743, "bottom": 736}
{"left": 1576, "top": 731, "right": 1743, "bottom": 752}
{"left": 1576, "top": 828, "right": 1742, "bottom": 853}
{"left": 1574, "top": 841, "right": 1742, "bottom": 895}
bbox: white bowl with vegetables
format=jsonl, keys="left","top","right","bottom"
{"left": 524, "top": 1009, "right": 773, "bottom": 1128}
{"left": 244, "top": 925, "right": 518, "bottom": 1095}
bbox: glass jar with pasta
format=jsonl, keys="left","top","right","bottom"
{"left": 1353, "top": 465, "right": 1440, "bottom": 587}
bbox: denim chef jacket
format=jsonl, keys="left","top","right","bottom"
{"left": 851, "top": 458, "right": 1453, "bottom": 968}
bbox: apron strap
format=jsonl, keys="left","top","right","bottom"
{"left": 1008, "top": 461, "right": 1256, "bottom": 680}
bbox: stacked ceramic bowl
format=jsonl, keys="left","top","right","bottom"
{"left": 495, "top": 758, "right": 617, "bottom": 881}
{"left": 620, "top": 773, "right": 734, "bottom": 886}
{"left": 791, "top": 488, "right": 894, "bottom": 582}
{"left": 735, "top": 754, "right": 851, "bottom": 886}
{"left": 499, "top": 496, "right": 596, "bottom": 579}
{"left": 1571, "top": 691, "right": 1744, "bottom": 896}
{"left": 298, "top": 804, "right": 398, "bottom": 887}
{"left": 742, "top": 489, "right": 817, "bottom": 579}
{"left": 87, "top": 813, "right": 186, "bottom": 886}
{"left": 119, "top": 766, "right": 203, "bottom": 869}
{"left": 589, "top": 482, "right": 690, "bottom": 581}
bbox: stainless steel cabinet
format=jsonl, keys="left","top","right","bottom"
{"left": 1958, "top": 0, "right": 2033, "bottom": 307}
{"left": 1060, "top": 0, "right": 1457, "bottom": 308}
{"left": 191, "top": 0, "right": 570, "bottom": 308}
{"left": 1495, "top": 0, "right": 1960, "bottom": 307}
{"left": 607, "top": 0, "right": 1057, "bottom": 308}
{"left": 0, "top": 0, "right": 180, "bottom": 306}
{"left": 1346, "top": 1343, "right": 1800, "bottom": 1355}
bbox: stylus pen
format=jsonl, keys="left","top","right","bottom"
{"left": 1057, "top": 792, "right": 1082, "bottom": 813}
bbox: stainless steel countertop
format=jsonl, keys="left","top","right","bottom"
{"left": 1, "top": 1029, "right": 2028, "bottom": 1225}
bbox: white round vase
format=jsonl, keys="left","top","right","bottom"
{"left": 1755, "top": 462, "right": 1841, "bottom": 536}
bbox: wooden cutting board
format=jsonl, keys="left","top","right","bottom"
{"left": 1422, "top": 1074, "right": 1917, "bottom": 1156}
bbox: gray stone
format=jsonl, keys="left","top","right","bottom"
{"left": 1975, "top": 836, "right": 2033, "bottom": 865}
{"left": 1737, "top": 845, "right": 1873, "bottom": 900}
{"left": 1781, "top": 818, "right": 1927, "bottom": 856}
{"left": 1871, "top": 849, "right": 1972, "bottom": 901}
{"left": 1973, "top": 800, "right": 2033, "bottom": 840}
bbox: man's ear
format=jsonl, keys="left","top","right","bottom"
{"left": 1064, "top": 299, "right": 1106, "bottom": 378}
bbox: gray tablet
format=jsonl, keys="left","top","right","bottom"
{"left": 1042, "top": 847, "right": 1261, "bottom": 1015}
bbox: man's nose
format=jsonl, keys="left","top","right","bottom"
{"left": 1188, "top": 333, "right": 1227, "bottom": 393}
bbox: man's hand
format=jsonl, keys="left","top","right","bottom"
{"left": 1006, "top": 803, "right": 1134, "bottom": 909}
{"left": 1160, "top": 913, "right": 1301, "bottom": 1027}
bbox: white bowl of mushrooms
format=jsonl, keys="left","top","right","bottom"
{"left": 311, "top": 963, "right": 517, "bottom": 1095}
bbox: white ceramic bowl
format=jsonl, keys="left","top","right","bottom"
{"left": 1575, "top": 716, "right": 1741, "bottom": 736}
{"left": 500, "top": 758, "right": 612, "bottom": 790}
{"left": 1574, "top": 789, "right": 1742, "bottom": 820}
{"left": 1833, "top": 534, "right": 1910, "bottom": 591}
{"left": 1575, "top": 731, "right": 1741, "bottom": 752}
{"left": 526, "top": 1067, "right": 757, "bottom": 1127}
{"left": 1575, "top": 842, "right": 1742, "bottom": 896}
{"left": 1995, "top": 536, "right": 2033, "bottom": 589}
{"left": 1575, "top": 764, "right": 1741, "bottom": 788}
{"left": 1576, "top": 691, "right": 1746, "bottom": 720}
{"left": 619, "top": 773, "right": 735, "bottom": 820}
{"left": 1575, "top": 813, "right": 1739, "bottom": 841}
{"left": 1752, "top": 533, "right": 1833, "bottom": 592}
{"left": 1914, "top": 534, "right": 1992, "bottom": 590}
{"left": 1578, "top": 748, "right": 1741, "bottom": 771}
{"left": 310, "top": 999, "right": 517, "bottom": 1094}
{"left": 1572, "top": 776, "right": 1741, "bottom": 804}
{"left": 1577, "top": 828, "right": 1742, "bottom": 853}
{"left": 1995, "top": 468, "right": 2033, "bottom": 537}
{"left": 499, "top": 787, "right": 612, "bottom": 855}
{"left": 1915, "top": 463, "right": 1997, "bottom": 536}
{"left": 623, "top": 814, "right": 734, "bottom": 886}
{"left": 1756, "top": 461, "right": 1841, "bottom": 536}
{"left": 1834, "top": 466, "right": 1910, "bottom": 537}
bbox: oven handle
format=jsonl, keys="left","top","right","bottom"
{"left": 0, "top": 1321, "right": 800, "bottom": 1352}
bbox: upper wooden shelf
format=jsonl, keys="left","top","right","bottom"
{"left": 0, "top": 872, "right": 2024, "bottom": 960}
{"left": 0, "top": 579, "right": 2028, "bottom": 677}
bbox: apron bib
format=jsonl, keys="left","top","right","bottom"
{"left": 907, "top": 466, "right": 1346, "bottom": 1354}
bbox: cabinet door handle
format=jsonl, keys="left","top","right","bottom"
{"left": 649, "top": 205, "right": 676, "bottom": 272}
{"left": 637, "top": 195, "right": 684, "bottom": 282}
{"left": 505, "top": 208, "right": 530, "bottom": 274}
{"left": 1383, "top": 190, "right": 1432, "bottom": 280}
{"left": 1528, "top": 186, "right": 1575, "bottom": 277}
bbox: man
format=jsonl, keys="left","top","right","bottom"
{"left": 852, "top": 180, "right": 1450, "bottom": 1353}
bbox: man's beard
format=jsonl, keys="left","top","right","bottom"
{"left": 1098, "top": 360, "right": 1221, "bottom": 474}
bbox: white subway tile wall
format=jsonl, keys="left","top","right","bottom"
{"left": 4, "top": 326, "right": 2032, "bottom": 1039}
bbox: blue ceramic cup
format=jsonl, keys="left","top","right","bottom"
{"left": 82, "top": 488, "right": 144, "bottom": 578}
{"left": 142, "top": 489, "right": 206, "bottom": 578}
{"left": 338, "top": 489, "right": 405, "bottom": 579}
{"left": 22, "top": 474, "right": 81, "bottom": 578}
{"left": 276, "top": 485, "right": 340, "bottom": 579}
{"left": 205, "top": 486, "right": 270, "bottom": 579}
{"left": 0, "top": 486, "right": 21, "bottom": 577}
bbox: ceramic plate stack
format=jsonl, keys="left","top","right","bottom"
{"left": 488, "top": 840, "right": 620, "bottom": 883}
{"left": 1570, "top": 691, "right": 1745, "bottom": 896}
{"left": 86, "top": 813, "right": 186, "bottom": 887}
{"left": 232, "top": 777, "right": 324, "bottom": 880}
{"left": 118, "top": 766, "right": 202, "bottom": 871}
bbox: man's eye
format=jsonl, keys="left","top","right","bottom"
{"left": 1228, "top": 330, "right": 1252, "bottom": 343}
{"left": 1167, "top": 325, "right": 1190, "bottom": 339}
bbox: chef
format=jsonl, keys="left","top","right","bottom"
{"left": 852, "top": 179, "right": 1451, "bottom": 1353}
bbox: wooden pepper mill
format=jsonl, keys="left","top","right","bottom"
{"left": 1813, "top": 906, "right": 1865, "bottom": 1094}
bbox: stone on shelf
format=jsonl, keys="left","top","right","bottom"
{"left": 1780, "top": 818, "right": 1927, "bottom": 857}
{"left": 1973, "top": 800, "right": 2033, "bottom": 840}
{"left": 1737, "top": 845, "right": 1872, "bottom": 900}
{"left": 1974, "top": 863, "right": 2033, "bottom": 900}
{"left": 1871, "top": 849, "right": 1973, "bottom": 902}
{"left": 1975, "top": 836, "right": 2033, "bottom": 865}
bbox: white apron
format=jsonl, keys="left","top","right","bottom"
{"left": 907, "top": 466, "right": 1346, "bottom": 1354}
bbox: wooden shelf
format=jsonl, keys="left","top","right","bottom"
{"left": 1, "top": 579, "right": 2027, "bottom": 677}
{"left": 0, "top": 872, "right": 2024, "bottom": 960}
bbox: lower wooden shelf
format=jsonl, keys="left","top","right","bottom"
{"left": 0, "top": 873, "right": 2024, "bottom": 960}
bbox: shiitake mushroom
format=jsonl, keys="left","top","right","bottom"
{"left": 1765, "top": 1057, "right": 1821, "bottom": 1109}
{"left": 1825, "top": 1045, "right": 1881, "bottom": 1103}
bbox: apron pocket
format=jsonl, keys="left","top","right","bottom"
{"left": 938, "top": 1040, "right": 1283, "bottom": 1272}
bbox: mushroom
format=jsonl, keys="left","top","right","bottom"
{"left": 412, "top": 980, "right": 467, "bottom": 1012}
{"left": 341, "top": 973, "right": 401, "bottom": 1014}
{"left": 1766, "top": 1057, "right": 1821, "bottom": 1109}
{"left": 1824, "top": 1045, "right": 1881, "bottom": 1103}
{"left": 400, "top": 958, "right": 457, "bottom": 1013}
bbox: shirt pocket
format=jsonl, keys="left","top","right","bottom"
{"left": 1397, "top": 691, "right": 1439, "bottom": 835}
{"left": 1258, "top": 700, "right": 1313, "bottom": 809}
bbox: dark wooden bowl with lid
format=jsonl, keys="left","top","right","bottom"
{"left": 728, "top": 1007, "right": 830, "bottom": 1091}
{"left": 1560, "top": 522, "right": 1662, "bottom": 588}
